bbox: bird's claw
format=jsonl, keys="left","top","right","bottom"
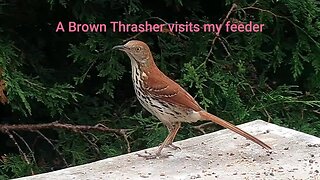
{"left": 167, "top": 143, "right": 181, "bottom": 150}
{"left": 137, "top": 152, "right": 173, "bottom": 160}
{"left": 158, "top": 142, "right": 181, "bottom": 150}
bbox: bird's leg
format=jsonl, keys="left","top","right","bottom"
{"left": 137, "top": 122, "right": 181, "bottom": 159}
{"left": 157, "top": 122, "right": 181, "bottom": 150}
{"left": 155, "top": 122, "right": 181, "bottom": 154}
{"left": 137, "top": 130, "right": 176, "bottom": 159}
{"left": 165, "top": 122, "right": 181, "bottom": 150}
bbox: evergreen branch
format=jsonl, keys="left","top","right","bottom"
{"left": 263, "top": 100, "right": 320, "bottom": 109}
{"left": 240, "top": 6, "right": 320, "bottom": 48}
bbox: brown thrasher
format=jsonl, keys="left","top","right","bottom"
{"left": 113, "top": 40, "right": 271, "bottom": 158}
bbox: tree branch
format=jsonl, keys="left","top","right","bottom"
{"left": 0, "top": 122, "right": 132, "bottom": 156}
{"left": 0, "top": 122, "right": 128, "bottom": 135}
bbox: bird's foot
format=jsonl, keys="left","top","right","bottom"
{"left": 137, "top": 151, "right": 172, "bottom": 160}
{"left": 166, "top": 143, "right": 181, "bottom": 150}
{"left": 159, "top": 142, "right": 181, "bottom": 150}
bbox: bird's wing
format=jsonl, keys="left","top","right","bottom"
{"left": 143, "top": 70, "right": 202, "bottom": 111}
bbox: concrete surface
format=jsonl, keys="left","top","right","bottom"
{"left": 16, "top": 120, "right": 320, "bottom": 180}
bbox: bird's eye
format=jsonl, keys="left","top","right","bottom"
{"left": 135, "top": 47, "right": 141, "bottom": 52}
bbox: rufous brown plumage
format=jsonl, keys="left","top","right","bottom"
{"left": 113, "top": 40, "right": 271, "bottom": 158}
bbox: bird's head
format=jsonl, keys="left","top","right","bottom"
{"left": 113, "top": 40, "right": 152, "bottom": 66}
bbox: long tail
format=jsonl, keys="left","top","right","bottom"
{"left": 199, "top": 111, "right": 271, "bottom": 149}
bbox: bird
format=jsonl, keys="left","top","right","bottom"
{"left": 113, "top": 40, "right": 271, "bottom": 158}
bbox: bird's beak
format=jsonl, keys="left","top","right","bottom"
{"left": 112, "top": 45, "right": 126, "bottom": 51}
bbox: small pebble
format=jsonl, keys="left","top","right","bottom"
{"left": 190, "top": 174, "right": 201, "bottom": 179}
{"left": 140, "top": 174, "right": 149, "bottom": 178}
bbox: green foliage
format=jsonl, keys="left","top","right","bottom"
{"left": 0, "top": 154, "right": 40, "bottom": 179}
{"left": 0, "top": 39, "right": 80, "bottom": 116}
{"left": 1, "top": 0, "right": 320, "bottom": 178}
{"left": 68, "top": 34, "right": 126, "bottom": 97}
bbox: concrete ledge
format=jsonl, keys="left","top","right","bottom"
{"left": 17, "top": 120, "right": 320, "bottom": 179}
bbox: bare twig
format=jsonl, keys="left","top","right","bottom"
{"left": 11, "top": 131, "right": 36, "bottom": 164}
{"left": 205, "top": 3, "right": 237, "bottom": 61}
{"left": 95, "top": 123, "right": 131, "bottom": 153}
{"left": 123, "top": 32, "right": 143, "bottom": 42}
{"left": 148, "top": 16, "right": 189, "bottom": 39}
{"left": 6, "top": 130, "right": 34, "bottom": 175}
{"left": 313, "top": 110, "right": 320, "bottom": 115}
{"left": 35, "top": 130, "right": 68, "bottom": 167}
{"left": 263, "top": 108, "right": 272, "bottom": 122}
{"left": 121, "top": 129, "right": 131, "bottom": 153}
{"left": 251, "top": 0, "right": 260, "bottom": 7}
{"left": 218, "top": 36, "right": 231, "bottom": 56}
{"left": 193, "top": 122, "right": 214, "bottom": 134}
{"left": 79, "top": 131, "right": 101, "bottom": 156}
